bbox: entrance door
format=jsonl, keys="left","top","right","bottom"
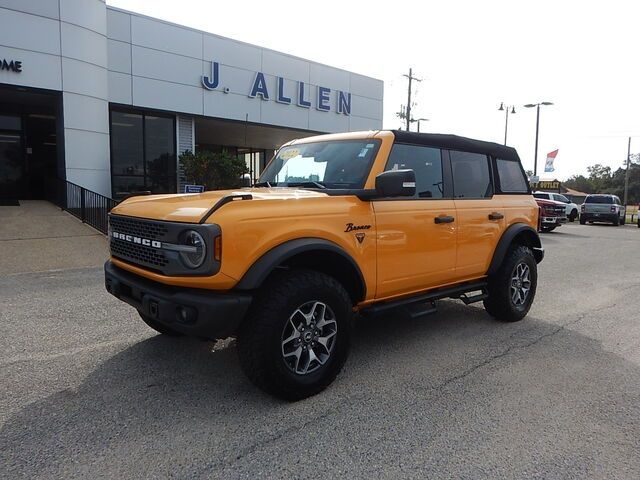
{"left": 0, "top": 115, "right": 24, "bottom": 201}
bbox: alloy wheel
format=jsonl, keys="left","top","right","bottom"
{"left": 281, "top": 301, "right": 338, "bottom": 375}
{"left": 510, "top": 262, "right": 531, "bottom": 307}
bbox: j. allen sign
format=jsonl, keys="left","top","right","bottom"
{"left": 202, "top": 60, "right": 351, "bottom": 116}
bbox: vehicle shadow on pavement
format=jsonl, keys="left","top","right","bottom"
{"left": 2, "top": 301, "right": 640, "bottom": 478}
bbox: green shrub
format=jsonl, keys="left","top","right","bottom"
{"left": 179, "top": 149, "right": 249, "bottom": 191}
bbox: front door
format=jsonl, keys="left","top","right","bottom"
{"left": 374, "top": 143, "right": 457, "bottom": 300}
{"left": 448, "top": 150, "right": 505, "bottom": 280}
{"left": 0, "top": 114, "right": 24, "bottom": 201}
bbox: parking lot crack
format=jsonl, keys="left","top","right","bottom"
{"left": 437, "top": 300, "right": 623, "bottom": 392}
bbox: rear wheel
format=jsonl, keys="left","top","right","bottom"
{"left": 613, "top": 216, "right": 620, "bottom": 226}
{"left": 138, "top": 312, "right": 184, "bottom": 337}
{"left": 620, "top": 215, "right": 625, "bottom": 226}
{"left": 579, "top": 216, "right": 586, "bottom": 225}
{"left": 237, "top": 269, "right": 352, "bottom": 401}
{"left": 484, "top": 245, "right": 537, "bottom": 322}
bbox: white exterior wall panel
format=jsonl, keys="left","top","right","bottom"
{"left": 0, "top": 1, "right": 382, "bottom": 199}
{"left": 107, "top": 8, "right": 383, "bottom": 133}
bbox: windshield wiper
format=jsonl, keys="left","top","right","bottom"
{"left": 253, "top": 181, "right": 272, "bottom": 187}
{"left": 285, "top": 181, "right": 327, "bottom": 189}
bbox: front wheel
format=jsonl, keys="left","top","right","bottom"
{"left": 569, "top": 209, "right": 578, "bottom": 222}
{"left": 579, "top": 216, "right": 586, "bottom": 225}
{"left": 237, "top": 269, "right": 352, "bottom": 401}
{"left": 484, "top": 245, "right": 537, "bottom": 322}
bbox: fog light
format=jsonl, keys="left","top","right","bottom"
{"left": 175, "top": 306, "right": 197, "bottom": 325}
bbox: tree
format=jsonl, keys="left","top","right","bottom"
{"left": 564, "top": 157, "right": 640, "bottom": 205}
{"left": 179, "top": 149, "right": 248, "bottom": 191}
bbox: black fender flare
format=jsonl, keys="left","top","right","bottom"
{"left": 487, "top": 223, "right": 543, "bottom": 275}
{"left": 235, "top": 238, "right": 366, "bottom": 299}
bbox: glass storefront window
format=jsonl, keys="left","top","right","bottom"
{"left": 110, "top": 109, "right": 176, "bottom": 198}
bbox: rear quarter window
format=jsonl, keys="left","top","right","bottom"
{"left": 496, "top": 158, "right": 528, "bottom": 193}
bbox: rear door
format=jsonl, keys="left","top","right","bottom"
{"left": 449, "top": 150, "right": 505, "bottom": 280}
{"left": 373, "top": 143, "right": 457, "bottom": 299}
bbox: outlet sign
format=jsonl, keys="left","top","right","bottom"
{"left": 1, "top": 59, "right": 22, "bottom": 73}
{"left": 202, "top": 60, "right": 351, "bottom": 116}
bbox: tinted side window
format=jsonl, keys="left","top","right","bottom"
{"left": 450, "top": 151, "right": 492, "bottom": 198}
{"left": 385, "top": 144, "right": 444, "bottom": 199}
{"left": 496, "top": 158, "right": 528, "bottom": 193}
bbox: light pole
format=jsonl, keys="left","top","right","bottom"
{"left": 524, "top": 102, "right": 553, "bottom": 177}
{"left": 498, "top": 103, "right": 516, "bottom": 145}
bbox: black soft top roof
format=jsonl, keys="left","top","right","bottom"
{"left": 391, "top": 130, "right": 520, "bottom": 161}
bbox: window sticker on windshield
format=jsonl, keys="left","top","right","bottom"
{"left": 366, "top": 143, "right": 374, "bottom": 148}
{"left": 358, "top": 148, "right": 369, "bottom": 158}
{"left": 280, "top": 148, "right": 300, "bottom": 160}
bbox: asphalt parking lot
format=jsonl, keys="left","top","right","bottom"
{"left": 1, "top": 222, "right": 639, "bottom": 479}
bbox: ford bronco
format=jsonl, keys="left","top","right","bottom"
{"left": 105, "top": 130, "right": 543, "bottom": 400}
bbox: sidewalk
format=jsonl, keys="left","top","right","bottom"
{"left": 0, "top": 201, "right": 109, "bottom": 275}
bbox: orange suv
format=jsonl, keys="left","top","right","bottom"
{"left": 104, "top": 130, "right": 543, "bottom": 400}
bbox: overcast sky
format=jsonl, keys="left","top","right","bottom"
{"left": 109, "top": 0, "right": 639, "bottom": 180}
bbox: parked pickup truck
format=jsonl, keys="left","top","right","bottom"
{"left": 580, "top": 194, "right": 626, "bottom": 226}
{"left": 533, "top": 191, "right": 579, "bottom": 222}
{"left": 534, "top": 197, "right": 567, "bottom": 232}
{"left": 104, "top": 130, "right": 543, "bottom": 400}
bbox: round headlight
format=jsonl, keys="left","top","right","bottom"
{"left": 179, "top": 230, "right": 206, "bottom": 268}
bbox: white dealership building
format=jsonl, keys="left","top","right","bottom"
{"left": 0, "top": 0, "right": 383, "bottom": 200}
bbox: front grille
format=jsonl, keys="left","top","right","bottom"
{"left": 109, "top": 216, "right": 168, "bottom": 240}
{"left": 108, "top": 214, "right": 221, "bottom": 277}
{"left": 110, "top": 239, "right": 168, "bottom": 269}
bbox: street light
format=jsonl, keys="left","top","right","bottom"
{"left": 524, "top": 101, "right": 554, "bottom": 177}
{"left": 498, "top": 102, "right": 516, "bottom": 145}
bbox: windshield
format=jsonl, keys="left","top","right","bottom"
{"left": 258, "top": 140, "right": 381, "bottom": 189}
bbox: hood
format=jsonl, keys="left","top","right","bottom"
{"left": 534, "top": 198, "right": 564, "bottom": 206}
{"left": 109, "top": 188, "right": 329, "bottom": 223}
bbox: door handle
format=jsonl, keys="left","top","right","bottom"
{"left": 488, "top": 212, "right": 504, "bottom": 220}
{"left": 434, "top": 215, "right": 455, "bottom": 224}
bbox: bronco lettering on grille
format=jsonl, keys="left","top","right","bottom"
{"left": 112, "top": 231, "right": 162, "bottom": 249}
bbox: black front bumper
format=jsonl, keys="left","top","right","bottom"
{"left": 104, "top": 261, "right": 252, "bottom": 339}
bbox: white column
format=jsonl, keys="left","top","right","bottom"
{"left": 60, "top": 0, "right": 111, "bottom": 197}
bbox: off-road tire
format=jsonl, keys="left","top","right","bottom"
{"left": 237, "top": 269, "right": 352, "bottom": 401}
{"left": 569, "top": 209, "right": 578, "bottom": 222}
{"left": 483, "top": 245, "right": 537, "bottom": 323}
{"left": 579, "top": 216, "right": 586, "bottom": 225}
{"left": 138, "top": 312, "right": 184, "bottom": 336}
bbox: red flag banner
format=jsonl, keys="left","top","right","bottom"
{"left": 545, "top": 149, "right": 558, "bottom": 173}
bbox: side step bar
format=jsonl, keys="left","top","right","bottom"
{"left": 361, "top": 281, "right": 488, "bottom": 317}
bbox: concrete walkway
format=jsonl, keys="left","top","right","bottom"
{"left": 0, "top": 201, "right": 108, "bottom": 275}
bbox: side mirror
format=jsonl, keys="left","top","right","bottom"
{"left": 375, "top": 169, "right": 416, "bottom": 197}
{"left": 240, "top": 173, "right": 252, "bottom": 187}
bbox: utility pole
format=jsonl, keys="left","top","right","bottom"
{"left": 396, "top": 68, "right": 422, "bottom": 131}
{"left": 623, "top": 136, "right": 631, "bottom": 206}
